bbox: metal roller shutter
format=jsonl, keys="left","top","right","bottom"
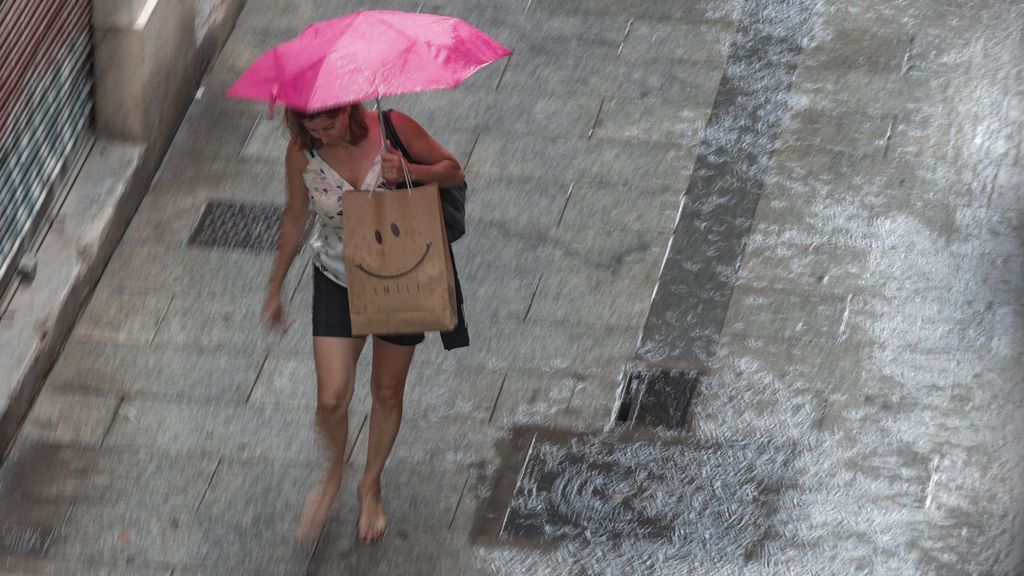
{"left": 0, "top": 0, "right": 94, "bottom": 292}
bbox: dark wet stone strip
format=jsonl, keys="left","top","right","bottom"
{"left": 619, "top": 0, "right": 815, "bottom": 428}
{"left": 474, "top": 425, "right": 799, "bottom": 550}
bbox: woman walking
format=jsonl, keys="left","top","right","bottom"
{"left": 260, "top": 102, "right": 465, "bottom": 544}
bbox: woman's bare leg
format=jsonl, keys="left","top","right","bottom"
{"left": 297, "top": 335, "right": 365, "bottom": 545}
{"left": 357, "top": 336, "right": 416, "bottom": 542}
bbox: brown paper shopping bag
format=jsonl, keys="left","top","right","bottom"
{"left": 341, "top": 182, "right": 458, "bottom": 335}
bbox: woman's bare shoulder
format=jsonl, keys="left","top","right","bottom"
{"left": 389, "top": 110, "right": 429, "bottom": 138}
{"left": 285, "top": 138, "right": 310, "bottom": 171}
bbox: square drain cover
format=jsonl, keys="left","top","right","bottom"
{"left": 188, "top": 201, "right": 289, "bottom": 252}
{"left": 474, "top": 426, "right": 797, "bottom": 563}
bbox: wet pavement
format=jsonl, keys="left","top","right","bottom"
{"left": 2, "top": 0, "right": 1022, "bottom": 574}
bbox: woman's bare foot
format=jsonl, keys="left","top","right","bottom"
{"left": 356, "top": 478, "right": 387, "bottom": 543}
{"left": 296, "top": 464, "right": 343, "bottom": 548}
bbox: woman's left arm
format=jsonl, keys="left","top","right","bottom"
{"left": 382, "top": 111, "right": 465, "bottom": 188}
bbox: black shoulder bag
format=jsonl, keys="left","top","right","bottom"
{"left": 380, "top": 109, "right": 467, "bottom": 243}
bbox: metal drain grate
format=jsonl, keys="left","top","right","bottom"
{"left": 187, "top": 201, "right": 290, "bottom": 252}
{"left": 615, "top": 365, "right": 698, "bottom": 429}
{"left": 474, "top": 426, "right": 797, "bottom": 562}
{"left": 0, "top": 521, "right": 55, "bottom": 556}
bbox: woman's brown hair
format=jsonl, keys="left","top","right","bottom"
{"left": 285, "top": 103, "right": 369, "bottom": 150}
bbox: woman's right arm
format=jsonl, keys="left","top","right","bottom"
{"left": 262, "top": 141, "right": 311, "bottom": 327}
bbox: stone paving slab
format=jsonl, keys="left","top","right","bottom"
{"left": 149, "top": 293, "right": 280, "bottom": 353}
{"left": 231, "top": 0, "right": 424, "bottom": 36}
{"left": 800, "top": 27, "right": 913, "bottom": 75}
{"left": 246, "top": 350, "right": 369, "bottom": 410}
{"left": 0, "top": 501, "right": 70, "bottom": 554}
{"left": 618, "top": 19, "right": 734, "bottom": 63}
{"left": 462, "top": 173, "right": 573, "bottom": 232}
{"left": 401, "top": 364, "right": 506, "bottom": 422}
{"left": 526, "top": 0, "right": 739, "bottom": 23}
{"left": 166, "top": 103, "right": 262, "bottom": 164}
{"left": 722, "top": 283, "right": 873, "bottom": 348}
{"left": 173, "top": 568, "right": 300, "bottom": 576}
{"left": 782, "top": 106, "right": 891, "bottom": 152}
{"left": 467, "top": 133, "right": 699, "bottom": 184}
{"left": 453, "top": 224, "right": 666, "bottom": 308}
{"left": 498, "top": 51, "right": 723, "bottom": 102}
{"left": 0, "top": 444, "right": 215, "bottom": 513}
{"left": 43, "top": 503, "right": 312, "bottom": 572}
{"left": 788, "top": 66, "right": 953, "bottom": 116}
{"left": 0, "top": 558, "right": 170, "bottom": 576}
{"left": 456, "top": 268, "right": 543, "bottom": 323}
{"left": 17, "top": 389, "right": 121, "bottom": 449}
{"left": 96, "top": 244, "right": 303, "bottom": 301}
{"left": 415, "top": 320, "right": 635, "bottom": 377}
{"left": 47, "top": 339, "right": 261, "bottom": 402}
{"left": 102, "top": 400, "right": 317, "bottom": 461}
{"left": 590, "top": 99, "right": 711, "bottom": 146}
{"left": 145, "top": 156, "right": 285, "bottom": 204}
{"left": 309, "top": 532, "right": 479, "bottom": 575}
{"left": 557, "top": 179, "right": 683, "bottom": 233}
{"left": 348, "top": 413, "right": 500, "bottom": 469}
{"left": 388, "top": 90, "right": 603, "bottom": 141}
{"left": 72, "top": 291, "right": 174, "bottom": 347}
{"left": 467, "top": 10, "right": 630, "bottom": 50}
{"left": 488, "top": 370, "right": 579, "bottom": 426}
{"left": 527, "top": 266, "right": 660, "bottom": 328}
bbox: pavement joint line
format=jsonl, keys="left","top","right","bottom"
{"left": 288, "top": 254, "right": 312, "bottom": 304}
{"left": 499, "top": 431, "right": 537, "bottom": 538}
{"left": 522, "top": 271, "right": 544, "bottom": 322}
{"left": 464, "top": 130, "right": 482, "bottom": 172}
{"left": 487, "top": 371, "right": 510, "bottom": 424}
{"left": 835, "top": 293, "right": 853, "bottom": 345}
{"left": 494, "top": 56, "right": 512, "bottom": 92}
{"left": 149, "top": 293, "right": 175, "bottom": 346}
{"left": 616, "top": 18, "right": 634, "bottom": 56}
{"left": 238, "top": 113, "right": 261, "bottom": 159}
{"left": 882, "top": 113, "right": 898, "bottom": 159}
{"left": 97, "top": 396, "right": 126, "bottom": 449}
{"left": 554, "top": 180, "right": 575, "bottom": 228}
{"left": 59, "top": 501, "right": 74, "bottom": 534}
{"left": 448, "top": 472, "right": 472, "bottom": 530}
{"left": 814, "top": 399, "right": 830, "bottom": 430}
{"left": 565, "top": 377, "right": 580, "bottom": 410}
{"left": 347, "top": 412, "right": 368, "bottom": 464}
{"left": 900, "top": 34, "right": 916, "bottom": 77}
{"left": 924, "top": 456, "right": 942, "bottom": 509}
{"left": 587, "top": 98, "right": 605, "bottom": 139}
{"left": 244, "top": 352, "right": 271, "bottom": 404}
{"left": 985, "top": 164, "right": 1002, "bottom": 209}
{"left": 194, "top": 456, "right": 222, "bottom": 514}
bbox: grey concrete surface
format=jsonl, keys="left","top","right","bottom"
{"left": 1, "top": 0, "right": 1022, "bottom": 575}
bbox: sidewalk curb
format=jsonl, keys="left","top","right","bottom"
{"left": 0, "top": 140, "right": 146, "bottom": 461}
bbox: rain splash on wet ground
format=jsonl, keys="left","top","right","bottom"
{"left": 473, "top": 0, "right": 1024, "bottom": 573}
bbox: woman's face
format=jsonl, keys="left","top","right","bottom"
{"left": 302, "top": 107, "right": 350, "bottom": 145}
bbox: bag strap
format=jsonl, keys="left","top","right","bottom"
{"left": 378, "top": 108, "right": 415, "bottom": 190}
{"left": 380, "top": 109, "right": 415, "bottom": 163}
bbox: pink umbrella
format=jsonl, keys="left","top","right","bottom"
{"left": 226, "top": 10, "right": 511, "bottom": 112}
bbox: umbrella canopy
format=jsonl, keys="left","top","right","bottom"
{"left": 226, "top": 10, "right": 511, "bottom": 112}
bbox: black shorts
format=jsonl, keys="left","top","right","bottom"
{"left": 311, "top": 266, "right": 425, "bottom": 346}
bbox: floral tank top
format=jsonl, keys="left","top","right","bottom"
{"left": 303, "top": 146, "right": 384, "bottom": 287}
